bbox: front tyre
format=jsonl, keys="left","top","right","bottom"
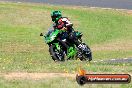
{"left": 49, "top": 45, "right": 64, "bottom": 61}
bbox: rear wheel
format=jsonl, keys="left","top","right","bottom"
{"left": 49, "top": 45, "right": 65, "bottom": 61}
{"left": 84, "top": 45, "right": 92, "bottom": 61}
{"left": 77, "top": 43, "right": 92, "bottom": 61}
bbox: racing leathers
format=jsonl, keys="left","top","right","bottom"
{"left": 53, "top": 17, "right": 81, "bottom": 59}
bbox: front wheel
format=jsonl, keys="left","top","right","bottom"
{"left": 49, "top": 45, "right": 65, "bottom": 61}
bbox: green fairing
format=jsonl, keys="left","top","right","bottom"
{"left": 44, "top": 29, "right": 60, "bottom": 43}
{"left": 67, "top": 46, "right": 77, "bottom": 58}
{"left": 76, "top": 31, "right": 82, "bottom": 37}
{"left": 54, "top": 43, "right": 60, "bottom": 51}
{"left": 44, "top": 29, "right": 83, "bottom": 59}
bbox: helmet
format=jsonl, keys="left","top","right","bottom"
{"left": 51, "top": 11, "right": 62, "bottom": 22}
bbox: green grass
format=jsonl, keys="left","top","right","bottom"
{"left": 0, "top": 2, "right": 132, "bottom": 71}
{"left": 0, "top": 2, "right": 132, "bottom": 88}
{"left": 0, "top": 77, "right": 132, "bottom": 88}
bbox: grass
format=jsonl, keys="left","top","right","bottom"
{"left": 0, "top": 77, "right": 132, "bottom": 88}
{"left": 0, "top": 2, "right": 132, "bottom": 88}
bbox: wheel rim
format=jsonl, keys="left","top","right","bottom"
{"left": 54, "top": 48, "right": 64, "bottom": 61}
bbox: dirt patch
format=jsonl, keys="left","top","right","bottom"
{"left": 92, "top": 40, "right": 132, "bottom": 51}
{"left": 0, "top": 72, "right": 76, "bottom": 80}
{"left": 1, "top": 42, "right": 47, "bottom": 53}
{"left": 0, "top": 72, "right": 131, "bottom": 80}
{"left": 127, "top": 10, "right": 132, "bottom": 15}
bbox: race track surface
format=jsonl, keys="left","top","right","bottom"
{"left": 106, "top": 58, "right": 132, "bottom": 64}
{"left": 93, "top": 58, "right": 132, "bottom": 64}
{"left": 2, "top": 0, "right": 132, "bottom": 10}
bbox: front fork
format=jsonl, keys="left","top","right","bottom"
{"left": 54, "top": 43, "right": 61, "bottom": 51}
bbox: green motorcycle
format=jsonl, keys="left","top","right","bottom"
{"left": 40, "top": 29, "right": 92, "bottom": 61}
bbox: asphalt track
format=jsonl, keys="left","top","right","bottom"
{"left": 93, "top": 58, "right": 132, "bottom": 64}
{"left": 2, "top": 0, "right": 132, "bottom": 10}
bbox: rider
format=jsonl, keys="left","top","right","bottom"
{"left": 51, "top": 10, "right": 81, "bottom": 59}
{"left": 51, "top": 11, "right": 73, "bottom": 33}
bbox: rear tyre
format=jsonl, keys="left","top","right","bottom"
{"left": 49, "top": 45, "right": 65, "bottom": 61}
{"left": 85, "top": 45, "right": 92, "bottom": 61}
{"left": 77, "top": 43, "right": 92, "bottom": 61}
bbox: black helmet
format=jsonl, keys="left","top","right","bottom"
{"left": 51, "top": 11, "right": 62, "bottom": 22}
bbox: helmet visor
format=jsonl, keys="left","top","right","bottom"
{"left": 51, "top": 15, "right": 57, "bottom": 22}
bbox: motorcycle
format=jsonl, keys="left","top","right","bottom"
{"left": 40, "top": 29, "right": 92, "bottom": 62}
